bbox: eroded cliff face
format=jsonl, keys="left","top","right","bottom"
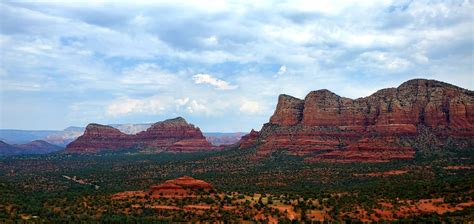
{"left": 240, "top": 79, "right": 474, "bottom": 163}
{"left": 269, "top": 94, "right": 304, "bottom": 125}
{"left": 134, "top": 117, "right": 213, "bottom": 151}
{"left": 238, "top": 129, "right": 260, "bottom": 149}
{"left": 65, "top": 124, "right": 134, "bottom": 152}
{"left": 65, "top": 117, "right": 215, "bottom": 153}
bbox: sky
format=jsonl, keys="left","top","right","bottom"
{"left": 0, "top": 0, "right": 473, "bottom": 132}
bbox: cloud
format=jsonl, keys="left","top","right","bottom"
{"left": 105, "top": 95, "right": 229, "bottom": 118}
{"left": 1, "top": 1, "right": 473, "bottom": 131}
{"left": 175, "top": 97, "right": 190, "bottom": 107}
{"left": 357, "top": 51, "right": 411, "bottom": 71}
{"left": 186, "top": 100, "right": 209, "bottom": 114}
{"left": 106, "top": 98, "right": 141, "bottom": 117}
{"left": 239, "top": 100, "right": 267, "bottom": 114}
{"left": 106, "top": 96, "right": 174, "bottom": 117}
{"left": 275, "top": 65, "right": 287, "bottom": 77}
{"left": 202, "top": 35, "right": 218, "bottom": 46}
{"left": 192, "top": 73, "right": 237, "bottom": 90}
{"left": 120, "top": 63, "right": 178, "bottom": 89}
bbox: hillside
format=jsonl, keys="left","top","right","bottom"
{"left": 0, "top": 140, "right": 63, "bottom": 156}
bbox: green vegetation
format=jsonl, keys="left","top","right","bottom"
{"left": 0, "top": 145, "right": 473, "bottom": 222}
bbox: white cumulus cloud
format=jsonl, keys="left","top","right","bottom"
{"left": 239, "top": 100, "right": 266, "bottom": 114}
{"left": 274, "top": 65, "right": 287, "bottom": 77}
{"left": 192, "top": 73, "right": 237, "bottom": 90}
{"left": 186, "top": 100, "right": 209, "bottom": 114}
{"left": 106, "top": 96, "right": 174, "bottom": 117}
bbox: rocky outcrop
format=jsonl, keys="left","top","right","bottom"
{"left": 239, "top": 79, "right": 474, "bottom": 163}
{"left": 149, "top": 176, "right": 213, "bottom": 198}
{"left": 238, "top": 129, "right": 260, "bottom": 148}
{"left": 270, "top": 94, "right": 305, "bottom": 125}
{"left": 134, "top": 117, "right": 213, "bottom": 151}
{"left": 65, "top": 117, "right": 216, "bottom": 153}
{"left": 43, "top": 124, "right": 151, "bottom": 146}
{"left": 149, "top": 183, "right": 189, "bottom": 198}
{"left": 164, "top": 176, "right": 213, "bottom": 190}
{"left": 65, "top": 124, "right": 134, "bottom": 152}
{"left": 113, "top": 176, "right": 214, "bottom": 199}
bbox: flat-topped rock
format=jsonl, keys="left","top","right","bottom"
{"left": 149, "top": 176, "right": 214, "bottom": 198}
{"left": 164, "top": 176, "right": 213, "bottom": 190}
{"left": 239, "top": 79, "right": 474, "bottom": 163}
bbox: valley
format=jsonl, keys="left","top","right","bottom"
{"left": 0, "top": 79, "right": 473, "bottom": 222}
{"left": 2, "top": 0, "right": 473, "bottom": 222}
{"left": 0, "top": 143, "right": 473, "bottom": 222}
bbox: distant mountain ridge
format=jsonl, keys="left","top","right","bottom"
{"left": 0, "top": 140, "right": 63, "bottom": 156}
{"left": 204, "top": 132, "right": 246, "bottom": 146}
{"left": 0, "top": 124, "right": 155, "bottom": 146}
{"left": 1, "top": 125, "right": 244, "bottom": 147}
{"left": 0, "top": 130, "right": 59, "bottom": 144}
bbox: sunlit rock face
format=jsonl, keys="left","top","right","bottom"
{"left": 148, "top": 176, "right": 214, "bottom": 198}
{"left": 239, "top": 79, "right": 474, "bottom": 163}
{"left": 65, "top": 117, "right": 215, "bottom": 153}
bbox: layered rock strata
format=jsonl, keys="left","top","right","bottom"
{"left": 149, "top": 176, "right": 213, "bottom": 198}
{"left": 239, "top": 79, "right": 474, "bottom": 163}
{"left": 66, "top": 117, "right": 215, "bottom": 153}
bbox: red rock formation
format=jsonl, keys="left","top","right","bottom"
{"left": 65, "top": 124, "right": 135, "bottom": 152}
{"left": 238, "top": 129, "right": 260, "bottom": 149}
{"left": 149, "top": 176, "right": 213, "bottom": 198}
{"left": 239, "top": 79, "right": 474, "bottom": 163}
{"left": 134, "top": 117, "right": 214, "bottom": 152}
{"left": 112, "top": 176, "right": 214, "bottom": 199}
{"left": 308, "top": 137, "right": 415, "bottom": 163}
{"left": 149, "top": 183, "right": 189, "bottom": 198}
{"left": 65, "top": 117, "right": 216, "bottom": 153}
{"left": 270, "top": 94, "right": 304, "bottom": 125}
{"left": 164, "top": 176, "right": 213, "bottom": 190}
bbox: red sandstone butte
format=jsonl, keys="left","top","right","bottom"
{"left": 112, "top": 176, "right": 214, "bottom": 199}
{"left": 65, "top": 117, "right": 215, "bottom": 153}
{"left": 149, "top": 176, "right": 213, "bottom": 198}
{"left": 238, "top": 79, "right": 474, "bottom": 163}
{"left": 149, "top": 183, "right": 189, "bottom": 198}
{"left": 164, "top": 176, "right": 213, "bottom": 190}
